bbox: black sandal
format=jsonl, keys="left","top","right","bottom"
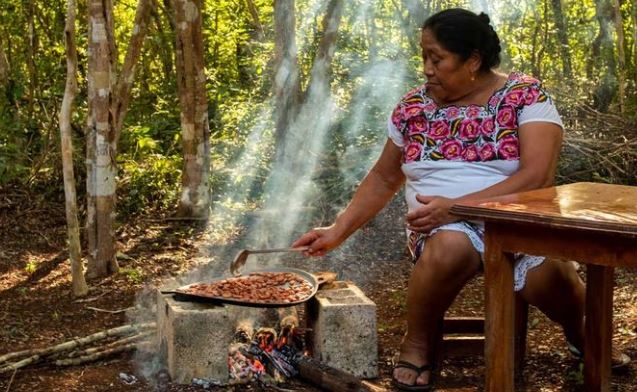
{"left": 392, "top": 360, "right": 435, "bottom": 391}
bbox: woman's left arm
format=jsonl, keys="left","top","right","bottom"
{"left": 406, "top": 122, "right": 562, "bottom": 233}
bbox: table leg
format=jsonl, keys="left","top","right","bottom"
{"left": 584, "top": 264, "right": 614, "bottom": 392}
{"left": 484, "top": 230, "right": 516, "bottom": 392}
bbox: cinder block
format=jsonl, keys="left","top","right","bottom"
{"left": 307, "top": 282, "right": 378, "bottom": 378}
{"left": 156, "top": 289, "right": 280, "bottom": 385}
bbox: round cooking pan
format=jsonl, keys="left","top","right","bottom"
{"left": 161, "top": 267, "right": 334, "bottom": 308}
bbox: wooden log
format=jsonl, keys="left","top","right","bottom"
{"left": 54, "top": 341, "right": 151, "bottom": 366}
{"left": 66, "top": 330, "right": 154, "bottom": 358}
{"left": 0, "top": 323, "right": 154, "bottom": 372}
{"left": 296, "top": 356, "right": 387, "bottom": 392}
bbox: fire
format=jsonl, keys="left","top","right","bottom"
{"left": 228, "top": 323, "right": 304, "bottom": 384}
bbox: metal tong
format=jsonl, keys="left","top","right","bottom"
{"left": 229, "top": 247, "right": 309, "bottom": 276}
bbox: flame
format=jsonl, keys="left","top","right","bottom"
{"left": 276, "top": 336, "right": 287, "bottom": 349}
{"left": 252, "top": 359, "right": 265, "bottom": 374}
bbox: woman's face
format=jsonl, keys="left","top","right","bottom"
{"left": 420, "top": 29, "right": 479, "bottom": 103}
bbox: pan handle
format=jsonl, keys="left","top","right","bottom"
{"left": 314, "top": 271, "right": 337, "bottom": 287}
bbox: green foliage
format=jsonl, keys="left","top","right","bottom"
{"left": 118, "top": 154, "right": 182, "bottom": 215}
{"left": 119, "top": 267, "right": 144, "bottom": 284}
{"left": 0, "top": 0, "right": 636, "bottom": 215}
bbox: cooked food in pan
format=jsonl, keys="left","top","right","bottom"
{"left": 183, "top": 272, "right": 313, "bottom": 303}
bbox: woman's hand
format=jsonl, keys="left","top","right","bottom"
{"left": 291, "top": 225, "right": 345, "bottom": 257}
{"left": 405, "top": 195, "right": 459, "bottom": 233}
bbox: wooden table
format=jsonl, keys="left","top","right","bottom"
{"left": 450, "top": 182, "right": 637, "bottom": 392}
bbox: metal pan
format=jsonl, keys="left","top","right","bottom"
{"left": 161, "top": 267, "right": 321, "bottom": 308}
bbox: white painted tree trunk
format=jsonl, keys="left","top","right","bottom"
{"left": 60, "top": 0, "right": 89, "bottom": 297}
{"left": 173, "top": 0, "right": 210, "bottom": 218}
{"left": 86, "top": 0, "right": 151, "bottom": 278}
{"left": 86, "top": 0, "right": 118, "bottom": 278}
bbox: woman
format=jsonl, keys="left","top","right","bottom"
{"left": 292, "top": 8, "right": 629, "bottom": 390}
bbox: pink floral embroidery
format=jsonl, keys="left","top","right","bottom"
{"left": 407, "top": 116, "right": 428, "bottom": 135}
{"left": 423, "top": 102, "right": 437, "bottom": 112}
{"left": 523, "top": 87, "right": 540, "bottom": 105}
{"left": 503, "top": 89, "right": 525, "bottom": 106}
{"left": 445, "top": 107, "right": 461, "bottom": 119}
{"left": 479, "top": 144, "right": 496, "bottom": 161}
{"left": 391, "top": 73, "right": 552, "bottom": 163}
{"left": 481, "top": 118, "right": 495, "bottom": 137}
{"left": 441, "top": 139, "right": 462, "bottom": 160}
{"left": 462, "top": 145, "right": 480, "bottom": 161}
{"left": 403, "top": 103, "right": 425, "bottom": 119}
{"left": 391, "top": 106, "right": 402, "bottom": 126}
{"left": 405, "top": 142, "right": 423, "bottom": 162}
{"left": 496, "top": 105, "right": 517, "bottom": 129}
{"left": 488, "top": 95, "right": 500, "bottom": 107}
{"left": 428, "top": 120, "right": 450, "bottom": 140}
{"left": 465, "top": 105, "right": 481, "bottom": 118}
{"left": 498, "top": 136, "right": 519, "bottom": 160}
{"left": 459, "top": 118, "right": 481, "bottom": 140}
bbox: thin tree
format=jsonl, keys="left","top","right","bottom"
{"left": 172, "top": 0, "right": 210, "bottom": 218}
{"left": 59, "top": 0, "right": 89, "bottom": 297}
{"left": 612, "top": 0, "right": 626, "bottom": 114}
{"left": 273, "top": 0, "right": 302, "bottom": 157}
{"left": 550, "top": 0, "right": 573, "bottom": 80}
{"left": 85, "top": 0, "right": 152, "bottom": 278}
{"left": 589, "top": 0, "right": 617, "bottom": 112}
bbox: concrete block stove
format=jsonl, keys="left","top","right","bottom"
{"left": 156, "top": 280, "right": 378, "bottom": 385}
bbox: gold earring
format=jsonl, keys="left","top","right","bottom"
{"left": 470, "top": 73, "right": 476, "bottom": 82}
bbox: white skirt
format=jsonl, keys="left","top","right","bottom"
{"left": 407, "top": 221, "right": 544, "bottom": 292}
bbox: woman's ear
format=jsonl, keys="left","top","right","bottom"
{"left": 467, "top": 50, "right": 482, "bottom": 73}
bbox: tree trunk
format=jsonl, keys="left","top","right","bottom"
{"left": 590, "top": 0, "right": 617, "bottom": 112}
{"left": 150, "top": 0, "right": 174, "bottom": 77}
{"left": 304, "top": 0, "right": 343, "bottom": 101}
{"left": 112, "top": 0, "right": 152, "bottom": 147}
{"left": 550, "top": 0, "right": 573, "bottom": 80}
{"left": 86, "top": 0, "right": 118, "bottom": 278}
{"left": 273, "top": 0, "right": 301, "bottom": 156}
{"left": 0, "top": 37, "right": 8, "bottom": 86}
{"left": 612, "top": 0, "right": 626, "bottom": 114}
{"left": 25, "top": 0, "right": 38, "bottom": 121}
{"left": 86, "top": 0, "right": 152, "bottom": 278}
{"left": 60, "top": 0, "right": 89, "bottom": 297}
{"left": 173, "top": 0, "right": 210, "bottom": 218}
{"left": 244, "top": 0, "right": 264, "bottom": 41}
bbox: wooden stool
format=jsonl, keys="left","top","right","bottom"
{"left": 441, "top": 294, "right": 529, "bottom": 372}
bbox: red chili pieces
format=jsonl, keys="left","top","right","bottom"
{"left": 183, "top": 272, "right": 313, "bottom": 303}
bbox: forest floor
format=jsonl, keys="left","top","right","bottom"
{"left": 1, "top": 186, "right": 636, "bottom": 392}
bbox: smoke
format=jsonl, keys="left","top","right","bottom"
{"left": 129, "top": 0, "right": 432, "bottom": 383}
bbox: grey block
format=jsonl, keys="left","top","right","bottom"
{"left": 156, "top": 289, "right": 282, "bottom": 385}
{"left": 308, "top": 283, "right": 378, "bottom": 378}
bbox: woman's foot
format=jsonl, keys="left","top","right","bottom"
{"left": 392, "top": 339, "right": 434, "bottom": 389}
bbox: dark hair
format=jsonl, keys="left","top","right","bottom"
{"left": 422, "top": 8, "right": 501, "bottom": 73}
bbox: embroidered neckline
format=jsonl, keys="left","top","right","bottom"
{"left": 423, "top": 72, "right": 518, "bottom": 112}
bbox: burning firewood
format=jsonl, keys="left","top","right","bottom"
{"left": 296, "top": 356, "right": 389, "bottom": 392}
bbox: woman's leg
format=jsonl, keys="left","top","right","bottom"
{"left": 519, "top": 259, "right": 585, "bottom": 349}
{"left": 393, "top": 231, "right": 481, "bottom": 387}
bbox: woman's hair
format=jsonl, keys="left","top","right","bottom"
{"left": 422, "top": 8, "right": 501, "bottom": 73}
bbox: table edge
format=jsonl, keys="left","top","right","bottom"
{"left": 450, "top": 205, "right": 637, "bottom": 236}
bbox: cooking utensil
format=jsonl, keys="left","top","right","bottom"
{"left": 161, "top": 267, "right": 335, "bottom": 308}
{"left": 229, "top": 247, "right": 309, "bottom": 276}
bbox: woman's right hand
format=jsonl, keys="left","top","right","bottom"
{"left": 291, "top": 225, "right": 345, "bottom": 257}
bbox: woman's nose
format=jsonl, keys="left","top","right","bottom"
{"left": 423, "top": 58, "right": 434, "bottom": 77}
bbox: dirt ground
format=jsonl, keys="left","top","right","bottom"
{"left": 0, "top": 186, "right": 636, "bottom": 391}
